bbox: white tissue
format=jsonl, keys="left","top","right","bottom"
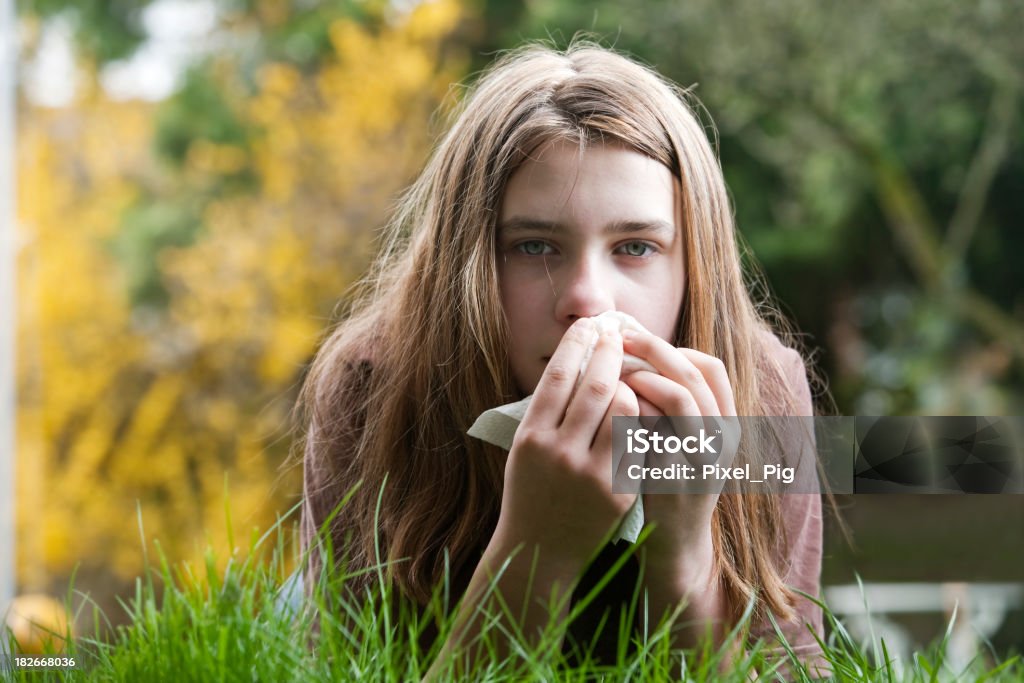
{"left": 467, "top": 311, "right": 650, "bottom": 543}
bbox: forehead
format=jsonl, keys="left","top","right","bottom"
{"left": 499, "top": 139, "right": 677, "bottom": 227}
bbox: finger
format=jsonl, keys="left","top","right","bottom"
{"left": 636, "top": 395, "right": 662, "bottom": 429}
{"left": 591, "top": 380, "right": 639, "bottom": 459}
{"left": 523, "top": 318, "right": 595, "bottom": 429}
{"left": 623, "top": 371, "right": 706, "bottom": 469}
{"left": 676, "top": 348, "right": 736, "bottom": 416}
{"left": 561, "top": 328, "right": 623, "bottom": 439}
{"left": 629, "top": 374, "right": 664, "bottom": 430}
{"left": 623, "top": 330, "right": 726, "bottom": 416}
{"left": 622, "top": 370, "right": 703, "bottom": 418}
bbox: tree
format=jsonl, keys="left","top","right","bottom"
{"left": 17, "top": 0, "right": 468, "bottom": 614}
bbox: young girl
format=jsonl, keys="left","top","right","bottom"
{"left": 299, "top": 41, "right": 828, "bottom": 675}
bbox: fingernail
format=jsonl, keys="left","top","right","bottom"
{"left": 621, "top": 329, "right": 636, "bottom": 341}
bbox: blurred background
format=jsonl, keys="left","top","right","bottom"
{"left": 6, "top": 0, "right": 1023, "bottom": 658}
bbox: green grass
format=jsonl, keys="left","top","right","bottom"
{"left": 3, "top": 504, "right": 1022, "bottom": 682}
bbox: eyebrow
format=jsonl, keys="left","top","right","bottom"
{"left": 498, "top": 217, "right": 676, "bottom": 238}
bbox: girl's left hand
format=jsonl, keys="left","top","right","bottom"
{"left": 620, "top": 327, "right": 740, "bottom": 581}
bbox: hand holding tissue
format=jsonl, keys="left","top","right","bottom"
{"left": 467, "top": 311, "right": 655, "bottom": 543}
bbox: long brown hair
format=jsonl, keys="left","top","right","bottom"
{"left": 297, "top": 40, "right": 815, "bottom": 627}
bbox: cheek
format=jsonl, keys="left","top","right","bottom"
{"left": 499, "top": 266, "right": 548, "bottom": 324}
{"left": 498, "top": 271, "right": 521, "bottom": 328}
{"left": 498, "top": 274, "right": 549, "bottom": 392}
{"left": 502, "top": 299, "right": 543, "bottom": 359}
{"left": 499, "top": 270, "right": 539, "bottom": 353}
{"left": 628, "top": 266, "right": 685, "bottom": 341}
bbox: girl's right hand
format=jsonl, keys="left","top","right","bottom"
{"left": 491, "top": 318, "right": 640, "bottom": 574}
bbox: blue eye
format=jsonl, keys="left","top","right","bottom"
{"left": 618, "top": 241, "right": 655, "bottom": 257}
{"left": 517, "top": 240, "right": 552, "bottom": 256}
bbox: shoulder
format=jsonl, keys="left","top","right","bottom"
{"left": 301, "top": 328, "right": 380, "bottom": 473}
{"left": 308, "top": 327, "right": 379, "bottom": 411}
{"left": 755, "top": 327, "right": 805, "bottom": 381}
{"left": 754, "top": 327, "right": 813, "bottom": 417}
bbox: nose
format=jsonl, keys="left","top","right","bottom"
{"left": 553, "top": 253, "right": 615, "bottom": 323}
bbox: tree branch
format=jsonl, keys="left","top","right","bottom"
{"left": 954, "top": 288, "right": 1024, "bottom": 363}
{"left": 946, "top": 82, "right": 1019, "bottom": 260}
{"left": 800, "top": 96, "right": 1024, "bottom": 366}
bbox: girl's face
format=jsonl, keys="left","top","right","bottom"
{"left": 497, "top": 139, "right": 686, "bottom": 395}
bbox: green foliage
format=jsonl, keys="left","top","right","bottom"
{"left": 18, "top": 0, "right": 149, "bottom": 62}
{"left": 153, "top": 68, "right": 253, "bottom": 167}
{"left": 17, "top": 0, "right": 466, "bottom": 610}
{"left": 253, "top": 0, "right": 393, "bottom": 68}
{"left": 107, "top": 199, "right": 203, "bottom": 309}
